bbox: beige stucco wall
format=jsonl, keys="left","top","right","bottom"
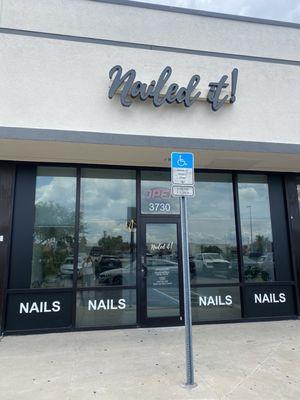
{"left": 0, "top": 31, "right": 299, "bottom": 144}
{"left": 1, "top": 0, "right": 300, "bottom": 61}
{"left": 1, "top": 0, "right": 300, "bottom": 169}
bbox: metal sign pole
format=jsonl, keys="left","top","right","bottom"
{"left": 180, "top": 195, "right": 195, "bottom": 387}
{"left": 170, "top": 151, "right": 196, "bottom": 387}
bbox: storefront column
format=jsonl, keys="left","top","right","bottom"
{"left": 0, "top": 164, "right": 16, "bottom": 332}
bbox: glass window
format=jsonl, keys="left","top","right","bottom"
{"left": 141, "top": 170, "right": 179, "bottom": 214}
{"left": 191, "top": 286, "right": 241, "bottom": 321}
{"left": 76, "top": 289, "right": 136, "bottom": 327}
{"left": 238, "top": 175, "right": 275, "bottom": 282}
{"left": 188, "top": 173, "right": 239, "bottom": 284}
{"left": 31, "top": 167, "right": 77, "bottom": 288}
{"left": 78, "top": 169, "right": 136, "bottom": 287}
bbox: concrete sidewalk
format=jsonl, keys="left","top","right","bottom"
{"left": 0, "top": 320, "right": 299, "bottom": 400}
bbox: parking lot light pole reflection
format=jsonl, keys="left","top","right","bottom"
{"left": 247, "top": 205, "right": 253, "bottom": 250}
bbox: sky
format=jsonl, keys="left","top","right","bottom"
{"left": 137, "top": 0, "right": 300, "bottom": 23}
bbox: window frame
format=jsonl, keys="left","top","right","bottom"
{"left": 3, "top": 163, "right": 298, "bottom": 333}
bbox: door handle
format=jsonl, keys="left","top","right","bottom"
{"left": 141, "top": 265, "right": 148, "bottom": 278}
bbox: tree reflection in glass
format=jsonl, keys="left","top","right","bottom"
{"left": 31, "top": 167, "right": 76, "bottom": 288}
{"left": 78, "top": 169, "right": 136, "bottom": 288}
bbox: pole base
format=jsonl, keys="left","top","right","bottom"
{"left": 181, "top": 382, "right": 197, "bottom": 389}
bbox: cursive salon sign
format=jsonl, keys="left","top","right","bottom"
{"left": 150, "top": 242, "right": 174, "bottom": 251}
{"left": 108, "top": 65, "right": 238, "bottom": 111}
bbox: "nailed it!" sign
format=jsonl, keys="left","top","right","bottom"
{"left": 108, "top": 65, "right": 238, "bottom": 111}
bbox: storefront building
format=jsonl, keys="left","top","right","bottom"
{"left": 0, "top": 0, "right": 300, "bottom": 334}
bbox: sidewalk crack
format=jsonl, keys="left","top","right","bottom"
{"left": 221, "top": 340, "right": 283, "bottom": 400}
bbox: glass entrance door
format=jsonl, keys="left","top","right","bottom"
{"left": 140, "top": 218, "right": 183, "bottom": 326}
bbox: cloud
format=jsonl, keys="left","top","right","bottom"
{"left": 238, "top": 187, "right": 259, "bottom": 203}
{"left": 138, "top": 0, "right": 300, "bottom": 23}
{"left": 35, "top": 174, "right": 136, "bottom": 246}
{"left": 36, "top": 176, "right": 76, "bottom": 209}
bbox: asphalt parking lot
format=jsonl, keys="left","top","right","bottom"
{"left": 0, "top": 320, "right": 299, "bottom": 400}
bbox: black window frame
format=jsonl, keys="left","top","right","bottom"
{"left": 1, "top": 162, "right": 299, "bottom": 334}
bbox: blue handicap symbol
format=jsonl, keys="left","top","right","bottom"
{"left": 171, "top": 152, "right": 194, "bottom": 169}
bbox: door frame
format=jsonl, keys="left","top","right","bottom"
{"left": 138, "top": 215, "right": 184, "bottom": 327}
{"left": 284, "top": 175, "right": 300, "bottom": 314}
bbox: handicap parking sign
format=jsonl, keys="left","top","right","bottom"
{"left": 171, "top": 153, "right": 194, "bottom": 170}
{"left": 171, "top": 152, "right": 194, "bottom": 186}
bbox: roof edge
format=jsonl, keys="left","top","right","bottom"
{"left": 1, "top": 126, "right": 300, "bottom": 155}
{"left": 93, "top": 0, "right": 300, "bottom": 29}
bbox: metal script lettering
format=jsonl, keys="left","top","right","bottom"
{"left": 109, "top": 65, "right": 201, "bottom": 108}
{"left": 207, "top": 68, "right": 238, "bottom": 111}
{"left": 108, "top": 65, "right": 238, "bottom": 111}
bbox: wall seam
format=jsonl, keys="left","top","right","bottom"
{"left": 1, "top": 27, "right": 300, "bottom": 67}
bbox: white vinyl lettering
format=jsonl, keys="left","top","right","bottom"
{"left": 97, "top": 300, "right": 106, "bottom": 310}
{"left": 199, "top": 295, "right": 233, "bottom": 307}
{"left": 19, "top": 301, "right": 61, "bottom": 314}
{"left": 29, "top": 303, "right": 39, "bottom": 313}
{"left": 279, "top": 293, "right": 286, "bottom": 303}
{"left": 19, "top": 302, "right": 29, "bottom": 314}
{"left": 150, "top": 242, "right": 174, "bottom": 251}
{"left": 271, "top": 293, "right": 279, "bottom": 303}
{"left": 262, "top": 294, "right": 270, "bottom": 303}
{"left": 110, "top": 299, "right": 118, "bottom": 310}
{"left": 44, "top": 301, "right": 52, "bottom": 312}
{"left": 218, "top": 296, "right": 226, "bottom": 306}
{"left": 254, "top": 294, "right": 262, "bottom": 303}
{"left": 207, "top": 296, "right": 215, "bottom": 306}
{"left": 148, "top": 203, "right": 171, "bottom": 213}
{"left": 52, "top": 301, "right": 61, "bottom": 312}
{"left": 254, "top": 292, "right": 286, "bottom": 304}
{"left": 88, "top": 299, "right": 127, "bottom": 311}
{"left": 199, "top": 297, "right": 207, "bottom": 306}
{"left": 88, "top": 300, "right": 97, "bottom": 311}
{"left": 118, "top": 299, "right": 126, "bottom": 309}
{"left": 225, "top": 295, "right": 233, "bottom": 305}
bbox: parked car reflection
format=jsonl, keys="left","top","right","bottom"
{"left": 98, "top": 261, "right": 135, "bottom": 286}
{"left": 60, "top": 256, "right": 84, "bottom": 277}
{"left": 244, "top": 252, "right": 274, "bottom": 281}
{"left": 191, "top": 253, "right": 233, "bottom": 278}
{"left": 95, "top": 255, "right": 122, "bottom": 278}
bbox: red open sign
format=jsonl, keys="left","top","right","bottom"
{"left": 146, "top": 188, "right": 171, "bottom": 199}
